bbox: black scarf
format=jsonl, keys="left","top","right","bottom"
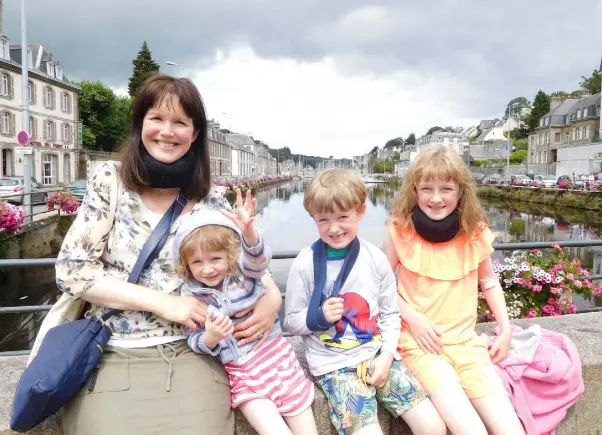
{"left": 141, "top": 149, "right": 195, "bottom": 189}
{"left": 412, "top": 206, "right": 460, "bottom": 243}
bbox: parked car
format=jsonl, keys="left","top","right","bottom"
{"left": 0, "top": 177, "right": 51, "bottom": 204}
{"left": 533, "top": 175, "right": 556, "bottom": 188}
{"left": 513, "top": 175, "right": 533, "bottom": 186}
{"left": 482, "top": 174, "right": 502, "bottom": 185}
{"left": 557, "top": 175, "right": 584, "bottom": 189}
{"left": 66, "top": 179, "right": 87, "bottom": 199}
{"left": 472, "top": 172, "right": 485, "bottom": 184}
{"left": 498, "top": 175, "right": 513, "bottom": 186}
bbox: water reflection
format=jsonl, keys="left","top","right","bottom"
{"left": 1, "top": 180, "right": 601, "bottom": 352}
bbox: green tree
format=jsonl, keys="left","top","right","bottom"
{"left": 579, "top": 70, "right": 601, "bottom": 95}
{"left": 510, "top": 149, "right": 527, "bottom": 164}
{"left": 391, "top": 150, "right": 400, "bottom": 161}
{"left": 384, "top": 137, "right": 404, "bottom": 149}
{"left": 369, "top": 146, "right": 379, "bottom": 158}
{"left": 525, "top": 90, "right": 550, "bottom": 132}
{"left": 405, "top": 133, "right": 416, "bottom": 145}
{"left": 76, "top": 81, "right": 132, "bottom": 151}
{"left": 426, "top": 126, "right": 442, "bottom": 136}
{"left": 128, "top": 41, "right": 160, "bottom": 98}
{"left": 550, "top": 90, "right": 569, "bottom": 98}
{"left": 372, "top": 159, "right": 394, "bottom": 173}
{"left": 505, "top": 96, "right": 531, "bottom": 117}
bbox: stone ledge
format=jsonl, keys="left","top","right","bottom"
{"left": 2, "top": 312, "right": 602, "bottom": 435}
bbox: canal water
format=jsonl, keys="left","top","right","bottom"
{"left": 1, "top": 180, "right": 601, "bottom": 352}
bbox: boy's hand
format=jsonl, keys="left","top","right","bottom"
{"left": 220, "top": 188, "right": 258, "bottom": 246}
{"left": 204, "top": 313, "right": 234, "bottom": 350}
{"left": 322, "top": 297, "right": 345, "bottom": 323}
{"left": 366, "top": 352, "right": 394, "bottom": 389}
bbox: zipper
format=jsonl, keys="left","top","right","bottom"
{"left": 87, "top": 366, "right": 100, "bottom": 392}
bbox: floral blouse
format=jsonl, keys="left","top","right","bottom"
{"left": 55, "top": 161, "right": 233, "bottom": 340}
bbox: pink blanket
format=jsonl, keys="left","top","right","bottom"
{"left": 494, "top": 326, "right": 584, "bottom": 435}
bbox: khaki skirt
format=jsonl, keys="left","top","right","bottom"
{"left": 62, "top": 340, "right": 234, "bottom": 435}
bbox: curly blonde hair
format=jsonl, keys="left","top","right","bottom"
{"left": 389, "top": 146, "right": 488, "bottom": 239}
{"left": 176, "top": 225, "right": 241, "bottom": 280}
{"left": 304, "top": 169, "right": 367, "bottom": 215}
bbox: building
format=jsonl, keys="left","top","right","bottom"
{"left": 230, "top": 143, "right": 254, "bottom": 177}
{"left": 207, "top": 120, "right": 231, "bottom": 176}
{"left": 224, "top": 132, "right": 277, "bottom": 176}
{"left": 0, "top": 36, "right": 79, "bottom": 185}
{"left": 528, "top": 93, "right": 601, "bottom": 174}
{"left": 415, "top": 131, "right": 469, "bottom": 155}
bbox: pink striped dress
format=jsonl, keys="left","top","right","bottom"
{"left": 224, "top": 335, "right": 315, "bottom": 416}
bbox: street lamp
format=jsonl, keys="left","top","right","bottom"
{"left": 506, "top": 102, "right": 519, "bottom": 175}
{"left": 165, "top": 61, "right": 183, "bottom": 76}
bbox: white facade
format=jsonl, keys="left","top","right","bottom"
{"left": 231, "top": 144, "right": 254, "bottom": 177}
{"left": 416, "top": 131, "right": 469, "bottom": 155}
{"left": 479, "top": 127, "right": 507, "bottom": 142}
{"left": 556, "top": 142, "right": 602, "bottom": 176}
{"left": 0, "top": 42, "right": 79, "bottom": 186}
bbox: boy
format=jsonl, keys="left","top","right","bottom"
{"left": 284, "top": 169, "right": 445, "bottom": 435}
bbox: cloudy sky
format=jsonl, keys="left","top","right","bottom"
{"left": 3, "top": 0, "right": 601, "bottom": 158}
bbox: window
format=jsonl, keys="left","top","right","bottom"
{"left": 29, "top": 116, "right": 36, "bottom": 138}
{"left": 2, "top": 112, "right": 10, "bottom": 134}
{"left": 46, "top": 63, "right": 54, "bottom": 77}
{"left": 539, "top": 119, "right": 544, "bottom": 127}
{"left": 27, "top": 81, "right": 35, "bottom": 104}
{"left": 555, "top": 132, "right": 561, "bottom": 144}
{"left": 55, "top": 66, "right": 63, "bottom": 80}
{"left": 0, "top": 41, "right": 6, "bottom": 60}
{"left": 584, "top": 125, "right": 590, "bottom": 139}
{"left": 1, "top": 73, "right": 8, "bottom": 96}
{"left": 44, "top": 86, "right": 54, "bottom": 108}
{"left": 583, "top": 107, "right": 589, "bottom": 117}
{"left": 577, "top": 109, "right": 582, "bottom": 119}
{"left": 45, "top": 120, "right": 55, "bottom": 140}
{"left": 42, "top": 154, "right": 57, "bottom": 185}
{"left": 62, "top": 123, "right": 70, "bottom": 142}
{"left": 27, "top": 48, "right": 33, "bottom": 69}
{"left": 61, "top": 93, "right": 70, "bottom": 112}
{"left": 572, "top": 128, "right": 576, "bottom": 140}
{"left": 565, "top": 131, "right": 570, "bottom": 143}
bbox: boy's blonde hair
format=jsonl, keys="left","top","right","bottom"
{"left": 176, "top": 225, "right": 241, "bottom": 280}
{"left": 304, "top": 169, "right": 367, "bottom": 215}
{"left": 390, "top": 146, "right": 488, "bottom": 239}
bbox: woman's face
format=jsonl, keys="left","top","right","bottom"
{"left": 141, "top": 95, "right": 197, "bottom": 164}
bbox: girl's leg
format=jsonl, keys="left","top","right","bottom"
{"left": 350, "top": 423, "right": 384, "bottom": 435}
{"left": 283, "top": 407, "right": 319, "bottom": 435}
{"left": 471, "top": 396, "right": 525, "bottom": 435}
{"left": 401, "top": 398, "right": 447, "bottom": 435}
{"left": 429, "top": 382, "right": 488, "bottom": 435}
{"left": 239, "top": 399, "right": 292, "bottom": 435}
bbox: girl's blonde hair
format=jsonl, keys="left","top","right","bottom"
{"left": 176, "top": 225, "right": 241, "bottom": 280}
{"left": 389, "top": 146, "right": 488, "bottom": 239}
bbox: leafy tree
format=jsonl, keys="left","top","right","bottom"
{"left": 505, "top": 96, "right": 531, "bottom": 117}
{"left": 372, "top": 159, "right": 394, "bottom": 173}
{"left": 128, "top": 41, "right": 160, "bottom": 98}
{"left": 550, "top": 90, "right": 569, "bottom": 98}
{"left": 76, "top": 81, "right": 132, "bottom": 151}
{"left": 405, "top": 133, "right": 416, "bottom": 145}
{"left": 369, "top": 146, "right": 379, "bottom": 158}
{"left": 384, "top": 137, "right": 404, "bottom": 149}
{"left": 391, "top": 151, "right": 400, "bottom": 161}
{"left": 525, "top": 90, "right": 550, "bottom": 132}
{"left": 510, "top": 149, "right": 527, "bottom": 164}
{"left": 580, "top": 69, "right": 601, "bottom": 95}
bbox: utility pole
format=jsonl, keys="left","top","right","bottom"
{"left": 21, "top": 0, "right": 32, "bottom": 221}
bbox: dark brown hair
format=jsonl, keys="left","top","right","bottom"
{"left": 119, "top": 75, "right": 211, "bottom": 201}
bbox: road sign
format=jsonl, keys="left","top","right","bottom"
{"left": 15, "top": 146, "right": 33, "bottom": 155}
{"left": 17, "top": 130, "right": 29, "bottom": 146}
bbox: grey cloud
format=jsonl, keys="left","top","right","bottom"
{"left": 2, "top": 0, "right": 600, "bottom": 118}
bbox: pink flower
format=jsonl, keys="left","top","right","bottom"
{"left": 574, "top": 280, "right": 582, "bottom": 288}
{"left": 552, "top": 244, "right": 561, "bottom": 250}
{"left": 586, "top": 281, "right": 594, "bottom": 289}
{"left": 567, "top": 273, "right": 574, "bottom": 280}
{"left": 525, "top": 309, "right": 538, "bottom": 319}
{"left": 542, "top": 305, "right": 555, "bottom": 314}
{"left": 550, "top": 287, "right": 560, "bottom": 294}
{"left": 532, "top": 285, "right": 543, "bottom": 292}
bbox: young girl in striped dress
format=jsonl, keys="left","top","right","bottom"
{"left": 173, "top": 189, "right": 317, "bottom": 435}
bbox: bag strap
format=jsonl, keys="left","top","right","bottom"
{"left": 101, "top": 194, "right": 188, "bottom": 321}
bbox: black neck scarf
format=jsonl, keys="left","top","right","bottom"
{"left": 141, "top": 149, "right": 195, "bottom": 189}
{"left": 412, "top": 206, "right": 460, "bottom": 243}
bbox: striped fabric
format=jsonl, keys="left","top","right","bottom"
{"left": 224, "top": 336, "right": 315, "bottom": 417}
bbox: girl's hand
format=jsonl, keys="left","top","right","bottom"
{"left": 404, "top": 310, "right": 443, "bottom": 354}
{"left": 155, "top": 295, "right": 207, "bottom": 330}
{"left": 233, "top": 294, "right": 280, "bottom": 348}
{"left": 489, "top": 330, "right": 511, "bottom": 364}
{"left": 220, "top": 189, "right": 258, "bottom": 245}
{"left": 204, "top": 314, "right": 234, "bottom": 349}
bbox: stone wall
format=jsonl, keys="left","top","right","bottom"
{"left": 1, "top": 312, "right": 601, "bottom": 435}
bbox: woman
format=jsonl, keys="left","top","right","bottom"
{"left": 55, "top": 75, "right": 281, "bottom": 435}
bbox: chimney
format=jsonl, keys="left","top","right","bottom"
{"left": 550, "top": 96, "right": 567, "bottom": 113}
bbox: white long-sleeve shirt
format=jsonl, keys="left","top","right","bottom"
{"left": 284, "top": 238, "right": 401, "bottom": 376}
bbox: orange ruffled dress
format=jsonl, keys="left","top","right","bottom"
{"left": 387, "top": 222, "right": 506, "bottom": 399}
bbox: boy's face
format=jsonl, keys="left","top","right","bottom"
{"left": 312, "top": 204, "right": 366, "bottom": 249}
{"left": 187, "top": 247, "right": 230, "bottom": 288}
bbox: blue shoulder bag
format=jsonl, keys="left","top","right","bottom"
{"left": 10, "top": 194, "right": 187, "bottom": 432}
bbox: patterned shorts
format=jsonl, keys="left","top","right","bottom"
{"left": 315, "top": 358, "right": 427, "bottom": 435}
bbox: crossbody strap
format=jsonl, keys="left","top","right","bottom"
{"left": 101, "top": 194, "right": 188, "bottom": 321}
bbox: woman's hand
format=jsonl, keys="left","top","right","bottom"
{"left": 156, "top": 294, "right": 208, "bottom": 330}
{"left": 404, "top": 310, "right": 443, "bottom": 354}
{"left": 233, "top": 275, "right": 281, "bottom": 347}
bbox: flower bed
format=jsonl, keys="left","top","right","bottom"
{"left": 478, "top": 245, "right": 602, "bottom": 322}
{"left": 0, "top": 201, "right": 26, "bottom": 235}
{"left": 216, "top": 175, "right": 293, "bottom": 202}
{"left": 47, "top": 191, "right": 80, "bottom": 214}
